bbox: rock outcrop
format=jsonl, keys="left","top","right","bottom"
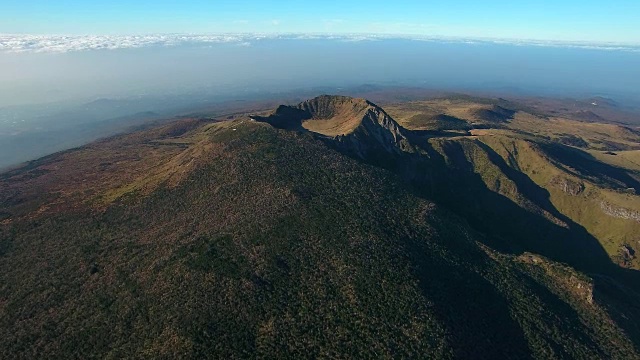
{"left": 549, "top": 176, "right": 585, "bottom": 196}
{"left": 600, "top": 201, "right": 640, "bottom": 222}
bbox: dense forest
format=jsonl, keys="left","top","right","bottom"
{"left": 2, "top": 97, "right": 640, "bottom": 358}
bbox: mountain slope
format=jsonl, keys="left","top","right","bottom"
{"left": 1, "top": 96, "right": 640, "bottom": 358}
{"left": 382, "top": 96, "right": 640, "bottom": 271}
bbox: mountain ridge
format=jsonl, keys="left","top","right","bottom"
{"left": 2, "top": 94, "right": 640, "bottom": 358}
{"left": 254, "top": 95, "right": 414, "bottom": 159}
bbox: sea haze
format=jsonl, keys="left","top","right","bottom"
{"left": 2, "top": 37, "right": 640, "bottom": 106}
{"left": 1, "top": 36, "right": 639, "bottom": 168}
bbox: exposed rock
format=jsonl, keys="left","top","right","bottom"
{"left": 620, "top": 244, "right": 636, "bottom": 259}
{"left": 333, "top": 104, "right": 412, "bottom": 159}
{"left": 600, "top": 201, "right": 640, "bottom": 222}
{"left": 616, "top": 244, "right": 637, "bottom": 268}
{"left": 570, "top": 275, "right": 594, "bottom": 305}
{"left": 253, "top": 95, "right": 414, "bottom": 160}
{"left": 549, "top": 176, "right": 585, "bottom": 196}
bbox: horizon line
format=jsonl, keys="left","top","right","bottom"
{"left": 1, "top": 32, "right": 640, "bottom": 54}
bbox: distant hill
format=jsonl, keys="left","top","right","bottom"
{"left": 1, "top": 95, "right": 640, "bottom": 358}
{"left": 469, "top": 104, "right": 516, "bottom": 123}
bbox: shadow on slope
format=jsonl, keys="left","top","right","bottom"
{"left": 417, "top": 140, "right": 613, "bottom": 273}
{"left": 333, "top": 129, "right": 640, "bottom": 352}
{"left": 252, "top": 105, "right": 310, "bottom": 130}
{"left": 471, "top": 105, "right": 516, "bottom": 123}
{"left": 539, "top": 142, "right": 640, "bottom": 192}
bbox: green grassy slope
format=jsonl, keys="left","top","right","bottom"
{"left": 384, "top": 97, "right": 640, "bottom": 271}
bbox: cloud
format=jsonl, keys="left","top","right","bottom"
{"left": 0, "top": 34, "right": 256, "bottom": 53}
{"left": 0, "top": 33, "right": 638, "bottom": 53}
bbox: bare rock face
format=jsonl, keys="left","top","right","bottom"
{"left": 333, "top": 104, "right": 413, "bottom": 159}
{"left": 616, "top": 243, "right": 637, "bottom": 268}
{"left": 621, "top": 244, "right": 636, "bottom": 258}
{"left": 254, "top": 95, "right": 414, "bottom": 159}
{"left": 600, "top": 201, "right": 640, "bottom": 222}
{"left": 549, "top": 176, "right": 585, "bottom": 196}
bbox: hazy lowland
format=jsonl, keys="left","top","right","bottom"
{"left": 3, "top": 35, "right": 640, "bottom": 358}
{"left": 1, "top": 38, "right": 639, "bottom": 168}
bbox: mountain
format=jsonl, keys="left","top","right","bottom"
{"left": 254, "top": 95, "right": 413, "bottom": 160}
{"left": 1, "top": 95, "right": 640, "bottom": 358}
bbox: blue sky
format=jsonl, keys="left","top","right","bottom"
{"left": 1, "top": 0, "right": 639, "bottom": 44}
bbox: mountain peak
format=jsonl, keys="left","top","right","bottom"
{"left": 253, "top": 95, "right": 374, "bottom": 135}
{"left": 253, "top": 95, "right": 412, "bottom": 158}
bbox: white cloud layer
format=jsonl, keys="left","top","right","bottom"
{"left": 1, "top": 33, "right": 638, "bottom": 53}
